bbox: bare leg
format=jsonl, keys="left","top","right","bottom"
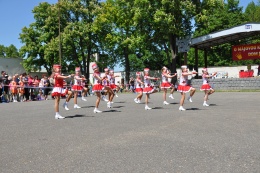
{"left": 180, "top": 92, "right": 185, "bottom": 106}
{"left": 66, "top": 90, "right": 73, "bottom": 102}
{"left": 145, "top": 93, "right": 149, "bottom": 105}
{"left": 204, "top": 91, "right": 209, "bottom": 101}
{"left": 74, "top": 91, "right": 78, "bottom": 105}
{"left": 137, "top": 92, "right": 143, "bottom": 100}
{"left": 190, "top": 88, "right": 196, "bottom": 97}
{"left": 95, "top": 92, "right": 101, "bottom": 108}
{"left": 163, "top": 88, "right": 167, "bottom": 101}
{"left": 55, "top": 96, "right": 60, "bottom": 113}
{"left": 170, "top": 87, "right": 174, "bottom": 95}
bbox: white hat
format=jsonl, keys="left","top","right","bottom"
{"left": 144, "top": 68, "right": 149, "bottom": 72}
{"left": 92, "top": 63, "right": 98, "bottom": 70}
{"left": 202, "top": 68, "right": 208, "bottom": 72}
{"left": 181, "top": 65, "right": 187, "bottom": 69}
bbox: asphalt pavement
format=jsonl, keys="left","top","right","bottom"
{"left": 0, "top": 91, "right": 260, "bottom": 173}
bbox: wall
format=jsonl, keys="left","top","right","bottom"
{"left": 0, "top": 58, "right": 25, "bottom": 76}
{"left": 190, "top": 77, "right": 260, "bottom": 90}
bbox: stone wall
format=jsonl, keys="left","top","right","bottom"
{"left": 190, "top": 77, "right": 260, "bottom": 90}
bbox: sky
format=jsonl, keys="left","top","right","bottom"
{"left": 0, "top": 0, "right": 257, "bottom": 59}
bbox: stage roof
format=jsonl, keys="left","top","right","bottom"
{"left": 190, "top": 23, "right": 260, "bottom": 50}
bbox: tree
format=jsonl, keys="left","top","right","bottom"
{"left": 189, "top": 0, "right": 246, "bottom": 68}
{"left": 20, "top": 2, "right": 58, "bottom": 74}
{"left": 95, "top": 0, "right": 140, "bottom": 83}
{"left": 0, "top": 44, "right": 19, "bottom": 58}
{"left": 20, "top": 0, "right": 101, "bottom": 78}
{"left": 244, "top": 1, "right": 260, "bottom": 22}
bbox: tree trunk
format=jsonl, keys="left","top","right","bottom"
{"left": 86, "top": 46, "right": 91, "bottom": 80}
{"left": 169, "top": 33, "right": 177, "bottom": 84}
{"left": 124, "top": 46, "right": 130, "bottom": 85}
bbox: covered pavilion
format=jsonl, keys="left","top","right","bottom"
{"left": 189, "top": 22, "right": 260, "bottom": 77}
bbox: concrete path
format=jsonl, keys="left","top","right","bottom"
{"left": 0, "top": 91, "right": 259, "bottom": 173}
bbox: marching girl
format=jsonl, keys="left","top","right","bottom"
{"left": 143, "top": 68, "right": 160, "bottom": 110}
{"left": 177, "top": 65, "right": 197, "bottom": 111}
{"left": 63, "top": 67, "right": 83, "bottom": 110}
{"left": 81, "top": 76, "right": 88, "bottom": 101}
{"left": 101, "top": 68, "right": 110, "bottom": 102}
{"left": 103, "top": 68, "right": 117, "bottom": 104}
{"left": 200, "top": 68, "right": 217, "bottom": 106}
{"left": 134, "top": 72, "right": 143, "bottom": 104}
{"left": 51, "top": 64, "right": 72, "bottom": 119}
{"left": 109, "top": 70, "right": 120, "bottom": 98}
{"left": 161, "top": 66, "right": 177, "bottom": 105}
{"left": 166, "top": 68, "right": 176, "bottom": 99}
{"left": 92, "top": 64, "right": 115, "bottom": 113}
{"left": 10, "top": 76, "right": 18, "bottom": 102}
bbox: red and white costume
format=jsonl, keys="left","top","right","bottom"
{"left": 102, "top": 68, "right": 110, "bottom": 87}
{"left": 200, "top": 74, "right": 212, "bottom": 91}
{"left": 109, "top": 71, "right": 117, "bottom": 90}
{"left": 177, "top": 72, "right": 192, "bottom": 93}
{"left": 142, "top": 68, "right": 155, "bottom": 94}
{"left": 92, "top": 64, "right": 104, "bottom": 92}
{"left": 102, "top": 74, "right": 110, "bottom": 87}
{"left": 72, "top": 67, "right": 83, "bottom": 91}
{"left": 160, "top": 72, "right": 173, "bottom": 89}
{"left": 71, "top": 75, "right": 83, "bottom": 91}
{"left": 52, "top": 73, "right": 67, "bottom": 96}
{"left": 135, "top": 72, "right": 143, "bottom": 93}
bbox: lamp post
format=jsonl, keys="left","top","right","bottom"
{"left": 58, "top": 0, "right": 62, "bottom": 65}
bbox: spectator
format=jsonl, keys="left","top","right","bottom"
{"left": 1, "top": 71, "right": 10, "bottom": 101}
{"left": 10, "top": 75, "right": 18, "bottom": 102}
{"left": 40, "top": 74, "right": 51, "bottom": 100}
{"left": 129, "top": 77, "right": 135, "bottom": 93}
{"left": 18, "top": 74, "right": 25, "bottom": 102}
{"left": 258, "top": 64, "right": 260, "bottom": 76}
{"left": 32, "top": 75, "right": 40, "bottom": 101}
{"left": 22, "top": 73, "right": 29, "bottom": 101}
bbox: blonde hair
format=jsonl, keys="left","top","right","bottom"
{"left": 161, "top": 66, "right": 167, "bottom": 72}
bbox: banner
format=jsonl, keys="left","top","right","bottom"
{"left": 232, "top": 43, "right": 260, "bottom": 61}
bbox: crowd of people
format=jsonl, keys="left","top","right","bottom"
{"left": 1, "top": 64, "right": 217, "bottom": 119}
{"left": 0, "top": 70, "right": 93, "bottom": 104}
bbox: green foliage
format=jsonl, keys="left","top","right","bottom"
{"left": 0, "top": 44, "right": 19, "bottom": 58}
{"left": 244, "top": 1, "right": 260, "bottom": 22}
{"left": 13, "top": 0, "right": 260, "bottom": 77}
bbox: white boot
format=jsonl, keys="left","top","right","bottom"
{"left": 107, "top": 102, "right": 112, "bottom": 108}
{"left": 163, "top": 101, "right": 170, "bottom": 105}
{"left": 188, "top": 96, "right": 192, "bottom": 102}
{"left": 74, "top": 104, "right": 81, "bottom": 109}
{"left": 203, "top": 101, "right": 209, "bottom": 106}
{"left": 81, "top": 96, "right": 87, "bottom": 101}
{"left": 145, "top": 105, "right": 152, "bottom": 110}
{"left": 63, "top": 102, "right": 69, "bottom": 110}
{"left": 55, "top": 113, "right": 65, "bottom": 119}
{"left": 93, "top": 108, "right": 102, "bottom": 113}
{"left": 179, "top": 106, "right": 186, "bottom": 111}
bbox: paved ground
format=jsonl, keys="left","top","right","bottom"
{"left": 0, "top": 91, "right": 260, "bottom": 173}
